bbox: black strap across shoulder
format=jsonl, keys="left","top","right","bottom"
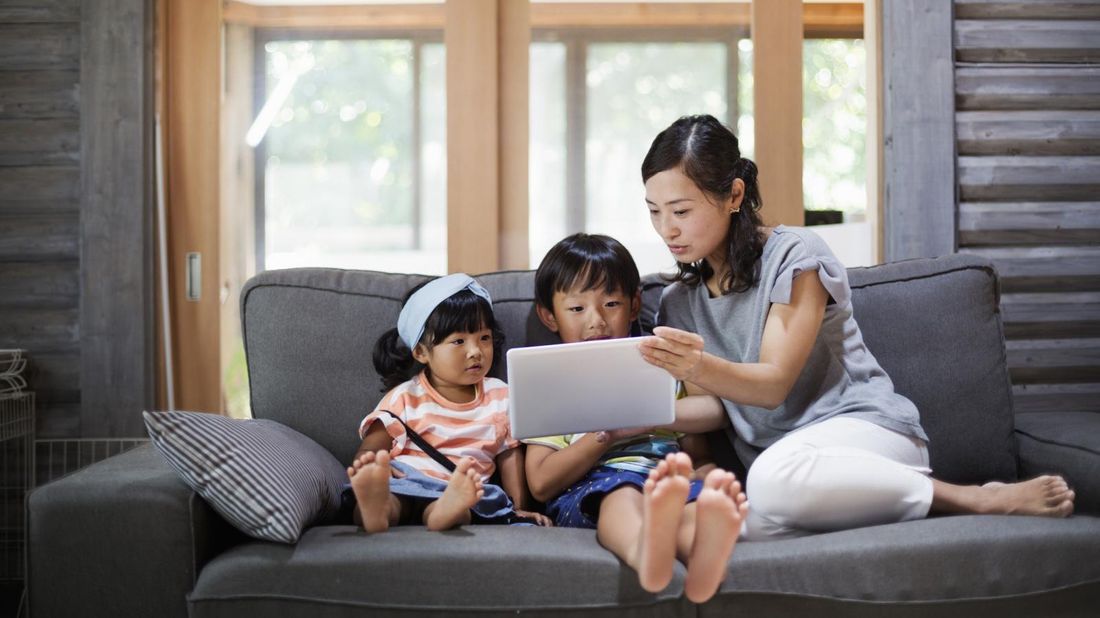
{"left": 381, "top": 410, "right": 456, "bottom": 473}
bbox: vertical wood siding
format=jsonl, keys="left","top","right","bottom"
{"left": 954, "top": 0, "right": 1100, "bottom": 414}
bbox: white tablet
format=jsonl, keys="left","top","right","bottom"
{"left": 506, "top": 338, "right": 676, "bottom": 440}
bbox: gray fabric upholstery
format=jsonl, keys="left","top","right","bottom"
{"left": 846, "top": 254, "right": 1017, "bottom": 484}
{"left": 189, "top": 525, "right": 690, "bottom": 617}
{"left": 28, "top": 446, "right": 241, "bottom": 618}
{"left": 1017, "top": 412, "right": 1100, "bottom": 515}
{"left": 30, "top": 256, "right": 1100, "bottom": 618}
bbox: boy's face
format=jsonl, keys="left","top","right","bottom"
{"left": 536, "top": 284, "right": 640, "bottom": 344}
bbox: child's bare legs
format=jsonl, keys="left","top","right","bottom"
{"left": 683, "top": 468, "right": 747, "bottom": 604}
{"left": 423, "top": 457, "right": 484, "bottom": 531}
{"left": 932, "top": 476, "right": 1074, "bottom": 517}
{"left": 348, "top": 450, "right": 402, "bottom": 533}
{"left": 596, "top": 453, "right": 693, "bottom": 593}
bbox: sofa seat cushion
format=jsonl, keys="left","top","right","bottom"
{"left": 704, "top": 514, "right": 1100, "bottom": 613}
{"left": 188, "top": 525, "right": 692, "bottom": 617}
{"left": 1016, "top": 412, "right": 1100, "bottom": 515}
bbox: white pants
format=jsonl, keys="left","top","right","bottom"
{"left": 742, "top": 416, "right": 934, "bottom": 541}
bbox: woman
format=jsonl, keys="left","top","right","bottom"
{"left": 636, "top": 114, "right": 1074, "bottom": 540}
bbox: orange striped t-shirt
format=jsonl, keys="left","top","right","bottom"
{"left": 359, "top": 371, "right": 517, "bottom": 482}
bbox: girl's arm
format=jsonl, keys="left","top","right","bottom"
{"left": 354, "top": 421, "right": 394, "bottom": 460}
{"left": 496, "top": 446, "right": 529, "bottom": 510}
{"left": 525, "top": 437, "right": 616, "bottom": 503}
{"left": 497, "top": 447, "right": 553, "bottom": 526}
{"left": 640, "top": 270, "right": 829, "bottom": 409}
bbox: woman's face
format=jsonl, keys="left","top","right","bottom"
{"left": 644, "top": 168, "right": 737, "bottom": 268}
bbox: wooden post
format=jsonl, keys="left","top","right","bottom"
{"left": 752, "top": 0, "right": 804, "bottom": 227}
{"left": 80, "top": 0, "right": 155, "bottom": 436}
{"left": 164, "top": 0, "right": 222, "bottom": 412}
{"left": 499, "top": 0, "right": 529, "bottom": 270}
{"left": 446, "top": 0, "right": 500, "bottom": 274}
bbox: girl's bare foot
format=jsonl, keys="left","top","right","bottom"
{"left": 638, "top": 452, "right": 693, "bottom": 593}
{"left": 425, "top": 458, "right": 484, "bottom": 531}
{"left": 980, "top": 476, "right": 1074, "bottom": 517}
{"left": 348, "top": 450, "right": 394, "bottom": 533}
{"left": 684, "top": 469, "right": 748, "bottom": 604}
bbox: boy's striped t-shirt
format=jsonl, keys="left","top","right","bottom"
{"left": 359, "top": 371, "right": 517, "bottom": 482}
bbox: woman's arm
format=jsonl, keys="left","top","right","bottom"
{"left": 664, "top": 395, "right": 729, "bottom": 432}
{"left": 640, "top": 270, "right": 829, "bottom": 409}
{"left": 525, "top": 437, "right": 617, "bottom": 503}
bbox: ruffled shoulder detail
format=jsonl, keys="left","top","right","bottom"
{"left": 767, "top": 227, "right": 850, "bottom": 307}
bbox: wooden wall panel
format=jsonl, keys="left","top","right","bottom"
{"left": 0, "top": 0, "right": 79, "bottom": 23}
{"left": 0, "top": 118, "right": 79, "bottom": 165}
{"left": 0, "top": 23, "right": 79, "bottom": 70}
{"left": 953, "top": 0, "right": 1100, "bottom": 416}
{"left": 0, "top": 214, "right": 79, "bottom": 261}
{"left": 0, "top": 70, "right": 80, "bottom": 118}
{"left": 79, "top": 0, "right": 156, "bottom": 437}
{"left": 882, "top": 0, "right": 956, "bottom": 260}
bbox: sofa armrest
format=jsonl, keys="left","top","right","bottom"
{"left": 28, "top": 444, "right": 242, "bottom": 618}
{"left": 1015, "top": 412, "right": 1100, "bottom": 515}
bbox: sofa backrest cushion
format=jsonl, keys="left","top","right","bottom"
{"left": 242, "top": 254, "right": 1017, "bottom": 483}
{"left": 641, "top": 253, "right": 1018, "bottom": 484}
{"left": 241, "top": 268, "right": 555, "bottom": 464}
{"left": 845, "top": 254, "right": 1018, "bottom": 483}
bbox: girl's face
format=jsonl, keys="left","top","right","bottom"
{"left": 536, "top": 283, "right": 640, "bottom": 344}
{"left": 644, "top": 168, "right": 741, "bottom": 269}
{"left": 412, "top": 326, "right": 494, "bottom": 400}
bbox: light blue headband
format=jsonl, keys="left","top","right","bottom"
{"left": 397, "top": 273, "right": 492, "bottom": 350}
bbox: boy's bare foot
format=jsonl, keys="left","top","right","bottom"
{"left": 425, "top": 458, "right": 484, "bottom": 531}
{"left": 638, "top": 452, "right": 693, "bottom": 593}
{"left": 348, "top": 450, "right": 394, "bottom": 533}
{"left": 684, "top": 469, "right": 748, "bottom": 604}
{"left": 979, "top": 476, "right": 1074, "bottom": 517}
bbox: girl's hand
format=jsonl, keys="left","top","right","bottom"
{"left": 640, "top": 326, "right": 705, "bottom": 382}
{"left": 514, "top": 509, "right": 553, "bottom": 527}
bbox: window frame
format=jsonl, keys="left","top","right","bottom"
{"left": 251, "top": 27, "right": 443, "bottom": 272}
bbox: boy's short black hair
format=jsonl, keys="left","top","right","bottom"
{"left": 534, "top": 233, "right": 641, "bottom": 310}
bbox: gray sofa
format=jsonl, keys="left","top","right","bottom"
{"left": 29, "top": 253, "right": 1100, "bottom": 617}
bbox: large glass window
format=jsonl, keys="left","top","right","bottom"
{"left": 530, "top": 31, "right": 867, "bottom": 273}
{"left": 255, "top": 36, "right": 446, "bottom": 274}
{"left": 529, "top": 34, "right": 747, "bottom": 276}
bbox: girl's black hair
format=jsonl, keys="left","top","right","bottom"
{"left": 641, "top": 114, "right": 765, "bottom": 294}
{"left": 372, "top": 281, "right": 505, "bottom": 391}
{"left": 534, "top": 233, "right": 640, "bottom": 310}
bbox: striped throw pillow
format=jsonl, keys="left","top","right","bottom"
{"left": 144, "top": 410, "right": 347, "bottom": 543}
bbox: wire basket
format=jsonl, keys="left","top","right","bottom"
{"left": 0, "top": 392, "right": 33, "bottom": 581}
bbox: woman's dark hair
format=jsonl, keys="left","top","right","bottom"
{"left": 641, "top": 114, "right": 765, "bottom": 294}
{"left": 534, "top": 233, "right": 641, "bottom": 310}
{"left": 372, "top": 281, "right": 505, "bottom": 391}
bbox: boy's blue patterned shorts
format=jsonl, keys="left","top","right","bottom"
{"left": 546, "top": 466, "right": 705, "bottom": 529}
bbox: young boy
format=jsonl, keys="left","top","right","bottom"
{"left": 524, "top": 233, "right": 747, "bottom": 604}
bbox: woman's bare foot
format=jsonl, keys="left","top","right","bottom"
{"left": 933, "top": 475, "right": 1074, "bottom": 517}
{"left": 980, "top": 476, "right": 1074, "bottom": 517}
{"left": 424, "top": 458, "right": 484, "bottom": 531}
{"left": 684, "top": 469, "right": 748, "bottom": 604}
{"left": 638, "top": 452, "right": 693, "bottom": 593}
{"left": 348, "top": 450, "right": 394, "bottom": 533}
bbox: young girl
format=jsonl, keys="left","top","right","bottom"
{"left": 637, "top": 114, "right": 1074, "bottom": 541}
{"left": 525, "top": 233, "right": 747, "bottom": 604}
{"left": 348, "top": 273, "right": 551, "bottom": 532}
